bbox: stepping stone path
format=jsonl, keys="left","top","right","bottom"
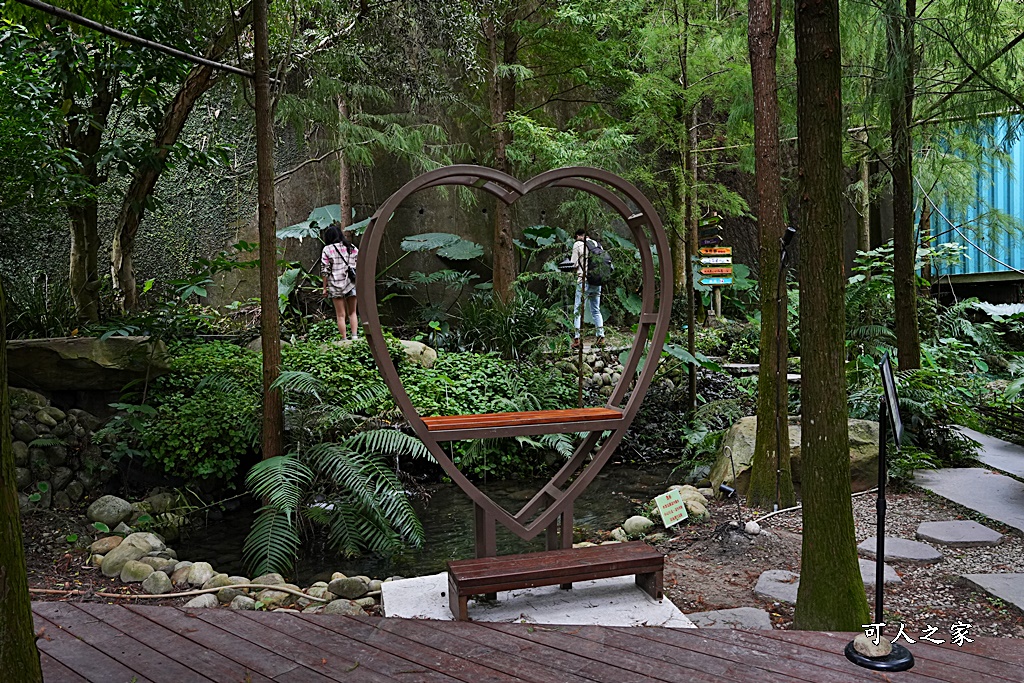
{"left": 754, "top": 570, "right": 800, "bottom": 604}
{"left": 915, "top": 520, "right": 1003, "bottom": 548}
{"left": 961, "top": 573, "right": 1024, "bottom": 614}
{"left": 914, "top": 468, "right": 1024, "bottom": 534}
{"left": 687, "top": 607, "right": 773, "bottom": 629}
{"left": 956, "top": 426, "right": 1024, "bottom": 479}
{"left": 858, "top": 558, "right": 901, "bottom": 585}
{"left": 857, "top": 536, "right": 943, "bottom": 564}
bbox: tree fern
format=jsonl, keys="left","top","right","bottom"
{"left": 245, "top": 456, "right": 314, "bottom": 510}
{"left": 242, "top": 507, "right": 302, "bottom": 577}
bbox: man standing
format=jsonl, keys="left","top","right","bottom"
{"left": 569, "top": 228, "right": 606, "bottom": 349}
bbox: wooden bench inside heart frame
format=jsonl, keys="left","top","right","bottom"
{"left": 356, "top": 165, "right": 673, "bottom": 561}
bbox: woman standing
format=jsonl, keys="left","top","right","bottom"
{"left": 321, "top": 224, "right": 359, "bottom": 339}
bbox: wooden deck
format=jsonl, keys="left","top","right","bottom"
{"left": 32, "top": 602, "right": 1024, "bottom": 682}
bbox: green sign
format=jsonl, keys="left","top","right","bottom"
{"left": 654, "top": 489, "right": 689, "bottom": 528}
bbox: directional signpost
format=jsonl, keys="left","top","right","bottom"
{"left": 701, "top": 276, "right": 733, "bottom": 286}
{"left": 698, "top": 245, "right": 733, "bottom": 315}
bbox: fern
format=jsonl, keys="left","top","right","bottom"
{"left": 242, "top": 507, "right": 302, "bottom": 577}
{"left": 246, "top": 456, "right": 314, "bottom": 510}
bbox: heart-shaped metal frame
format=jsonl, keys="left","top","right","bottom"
{"left": 356, "top": 165, "right": 672, "bottom": 556}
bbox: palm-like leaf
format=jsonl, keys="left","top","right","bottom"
{"left": 242, "top": 507, "right": 302, "bottom": 577}
{"left": 246, "top": 455, "right": 314, "bottom": 510}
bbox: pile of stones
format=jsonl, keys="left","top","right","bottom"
{"left": 9, "top": 388, "right": 115, "bottom": 511}
{"left": 551, "top": 347, "right": 627, "bottom": 396}
{"left": 595, "top": 485, "right": 714, "bottom": 544}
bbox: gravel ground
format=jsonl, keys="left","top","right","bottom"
{"left": 756, "top": 487, "right": 1024, "bottom": 638}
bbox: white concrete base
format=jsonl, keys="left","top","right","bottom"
{"left": 381, "top": 572, "right": 695, "bottom": 628}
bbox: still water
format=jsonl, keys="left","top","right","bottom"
{"left": 177, "top": 461, "right": 677, "bottom": 585}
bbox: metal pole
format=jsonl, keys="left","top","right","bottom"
{"left": 875, "top": 398, "right": 888, "bottom": 624}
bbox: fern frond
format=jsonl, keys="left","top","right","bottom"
{"left": 245, "top": 455, "right": 314, "bottom": 511}
{"left": 242, "top": 506, "right": 301, "bottom": 576}
{"left": 343, "top": 429, "right": 433, "bottom": 461}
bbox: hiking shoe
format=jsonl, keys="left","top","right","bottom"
{"left": 570, "top": 338, "right": 582, "bottom": 350}
{"left": 595, "top": 337, "right": 606, "bottom": 348}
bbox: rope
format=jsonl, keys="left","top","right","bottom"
{"left": 751, "top": 487, "right": 879, "bottom": 525}
{"left": 28, "top": 583, "right": 334, "bottom": 603}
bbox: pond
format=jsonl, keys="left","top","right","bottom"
{"left": 176, "top": 461, "right": 678, "bottom": 585}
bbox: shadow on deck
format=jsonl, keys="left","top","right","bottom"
{"left": 32, "top": 602, "right": 1023, "bottom": 682}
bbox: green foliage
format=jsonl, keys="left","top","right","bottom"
{"left": 4, "top": 272, "right": 78, "bottom": 339}
{"left": 454, "top": 288, "right": 561, "bottom": 360}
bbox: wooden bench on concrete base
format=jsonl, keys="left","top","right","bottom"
{"left": 446, "top": 540, "right": 664, "bottom": 621}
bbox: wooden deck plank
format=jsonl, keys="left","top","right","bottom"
{"left": 32, "top": 609, "right": 153, "bottom": 683}
{"left": 76, "top": 603, "right": 274, "bottom": 683}
{"left": 427, "top": 619, "right": 687, "bottom": 683}
{"left": 482, "top": 622, "right": 718, "bottom": 683}
{"left": 370, "top": 616, "right": 600, "bottom": 683}
{"left": 33, "top": 602, "right": 204, "bottom": 683}
{"left": 686, "top": 627, "right": 944, "bottom": 683}
{"left": 190, "top": 607, "right": 378, "bottom": 682}
{"left": 236, "top": 610, "right": 461, "bottom": 682}
{"left": 762, "top": 629, "right": 1024, "bottom": 683}
{"left": 40, "top": 652, "right": 90, "bottom": 683}
{"left": 294, "top": 614, "right": 524, "bottom": 683}
{"left": 123, "top": 605, "right": 302, "bottom": 679}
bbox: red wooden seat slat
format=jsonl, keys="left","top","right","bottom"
{"left": 422, "top": 407, "right": 622, "bottom": 432}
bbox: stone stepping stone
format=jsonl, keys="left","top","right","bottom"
{"left": 857, "top": 536, "right": 943, "bottom": 564}
{"left": 916, "top": 520, "right": 1003, "bottom": 548}
{"left": 915, "top": 468, "right": 1024, "bottom": 534}
{"left": 754, "top": 570, "right": 800, "bottom": 604}
{"left": 687, "top": 607, "right": 772, "bottom": 629}
{"left": 956, "top": 426, "right": 1024, "bottom": 479}
{"left": 961, "top": 573, "right": 1024, "bottom": 613}
{"left": 858, "top": 558, "right": 901, "bottom": 585}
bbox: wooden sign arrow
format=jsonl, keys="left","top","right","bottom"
{"left": 699, "top": 246, "right": 732, "bottom": 256}
{"left": 700, "top": 256, "right": 732, "bottom": 265}
{"left": 701, "top": 277, "right": 733, "bottom": 286}
{"left": 699, "top": 235, "right": 723, "bottom": 247}
{"left": 701, "top": 267, "right": 733, "bottom": 275}
{"left": 698, "top": 225, "right": 721, "bottom": 237}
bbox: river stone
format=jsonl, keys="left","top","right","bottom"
{"left": 202, "top": 574, "right": 234, "bottom": 590}
{"left": 915, "top": 520, "right": 1003, "bottom": 547}
{"left": 145, "top": 492, "right": 177, "bottom": 515}
{"left": 754, "top": 569, "right": 800, "bottom": 604}
{"left": 89, "top": 554, "right": 104, "bottom": 567}
{"left": 68, "top": 409, "right": 103, "bottom": 433}
{"left": 142, "top": 571, "right": 172, "bottom": 595}
{"left": 12, "top": 421, "right": 37, "bottom": 443}
{"left": 28, "top": 450, "right": 50, "bottom": 480}
{"left": 35, "top": 410, "right": 58, "bottom": 428}
{"left": 330, "top": 572, "right": 347, "bottom": 581}
{"left": 217, "top": 577, "right": 251, "bottom": 604}
{"left": 171, "top": 566, "right": 193, "bottom": 586}
{"left": 15, "top": 467, "right": 32, "bottom": 489}
{"left": 623, "top": 516, "right": 654, "bottom": 536}
{"left": 6, "top": 336, "right": 170, "bottom": 391}
{"left": 139, "top": 556, "right": 174, "bottom": 572}
{"left": 120, "top": 560, "right": 155, "bottom": 583}
{"left": 307, "top": 584, "right": 336, "bottom": 602}
{"left": 328, "top": 577, "right": 368, "bottom": 599}
{"left": 185, "top": 594, "right": 219, "bottom": 609}
{"left": 302, "top": 605, "right": 324, "bottom": 614}
{"left": 858, "top": 536, "right": 943, "bottom": 564}
{"left": 41, "top": 406, "right": 67, "bottom": 421}
{"left": 10, "top": 387, "right": 48, "bottom": 408}
{"left": 63, "top": 480, "right": 84, "bottom": 503}
{"left": 355, "top": 597, "right": 377, "bottom": 608}
{"left": 90, "top": 536, "right": 123, "bottom": 554}
{"left": 367, "top": 579, "right": 383, "bottom": 593}
{"left": 87, "top": 495, "right": 133, "bottom": 527}
{"left": 51, "top": 467, "right": 73, "bottom": 491}
{"left": 256, "top": 587, "right": 295, "bottom": 608}
{"left": 397, "top": 340, "right": 437, "bottom": 369}
{"left": 252, "top": 572, "right": 285, "bottom": 586}
{"left": 113, "top": 522, "right": 133, "bottom": 535}
{"left": 12, "top": 441, "right": 29, "bottom": 466}
{"left": 230, "top": 595, "right": 257, "bottom": 610}
{"left": 53, "top": 422, "right": 73, "bottom": 439}
{"left": 685, "top": 499, "right": 710, "bottom": 521}
{"left": 101, "top": 540, "right": 146, "bottom": 577}
{"left": 852, "top": 633, "right": 893, "bottom": 658}
{"left": 187, "top": 562, "right": 216, "bottom": 586}
{"left": 53, "top": 491, "right": 71, "bottom": 509}
{"left": 123, "top": 532, "right": 165, "bottom": 553}
{"left": 610, "top": 527, "right": 629, "bottom": 542}
{"left": 322, "top": 599, "right": 365, "bottom": 616}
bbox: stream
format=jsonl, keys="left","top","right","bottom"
{"left": 176, "top": 461, "right": 677, "bottom": 585}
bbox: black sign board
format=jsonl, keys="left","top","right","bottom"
{"left": 699, "top": 235, "right": 723, "bottom": 247}
{"left": 879, "top": 353, "right": 903, "bottom": 450}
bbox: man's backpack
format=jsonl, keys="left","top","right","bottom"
{"left": 585, "top": 239, "right": 613, "bottom": 286}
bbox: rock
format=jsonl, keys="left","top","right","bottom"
{"left": 915, "top": 520, "right": 1003, "bottom": 547}
{"left": 9, "top": 387, "right": 48, "bottom": 408}
{"left": 42, "top": 406, "right": 67, "bottom": 421}
{"left": 355, "top": 597, "right": 377, "bottom": 608}
{"left": 51, "top": 467, "right": 73, "bottom": 491}
{"left": 101, "top": 540, "right": 146, "bottom": 577}
{"left": 711, "top": 416, "right": 879, "bottom": 493}
{"left": 302, "top": 605, "right": 323, "bottom": 614}
{"left": 367, "top": 579, "right": 383, "bottom": 593}
{"left": 89, "top": 554, "right": 104, "bottom": 567}
{"left": 307, "top": 585, "right": 336, "bottom": 602}
{"left": 673, "top": 485, "right": 709, "bottom": 507}
{"left": 120, "top": 560, "right": 155, "bottom": 583}
{"left": 87, "top": 495, "right": 133, "bottom": 528}
{"left": 14, "top": 467, "right": 32, "bottom": 489}
{"left": 322, "top": 599, "right": 365, "bottom": 616}
{"left": 610, "top": 527, "right": 629, "bottom": 542}
{"left": 202, "top": 574, "right": 234, "bottom": 591}
{"left": 142, "top": 571, "right": 173, "bottom": 595}
{"left": 43, "top": 445, "right": 67, "bottom": 467}
{"left": 64, "top": 480, "right": 84, "bottom": 502}
{"left": 6, "top": 337, "right": 170, "bottom": 391}
{"left": 252, "top": 572, "right": 285, "bottom": 586}
{"left": 328, "top": 577, "right": 368, "bottom": 600}
{"left": 171, "top": 566, "right": 193, "bottom": 586}
{"left": 53, "top": 491, "right": 72, "bottom": 509}
{"left": 623, "top": 516, "right": 654, "bottom": 536}
{"left": 256, "top": 588, "right": 295, "bottom": 608}
{"left": 686, "top": 607, "right": 773, "bottom": 629}
{"left": 68, "top": 409, "right": 103, "bottom": 433}
{"left": 398, "top": 340, "right": 438, "bottom": 368}
{"left": 12, "top": 421, "right": 37, "bottom": 443}
{"left": 684, "top": 500, "right": 710, "bottom": 521}
{"left": 744, "top": 521, "right": 761, "bottom": 535}
{"left": 35, "top": 410, "right": 58, "bottom": 428}
{"left": 330, "top": 572, "right": 347, "bottom": 581}
{"left": 113, "top": 522, "right": 133, "bottom": 535}
{"left": 230, "top": 595, "right": 257, "bottom": 610}
{"left": 90, "top": 536, "right": 123, "bottom": 554}
{"left": 753, "top": 569, "right": 800, "bottom": 604}
{"left": 12, "top": 441, "right": 29, "bottom": 466}
{"left": 852, "top": 633, "right": 893, "bottom": 658}
{"left": 122, "top": 532, "right": 165, "bottom": 554}
{"left": 139, "top": 556, "right": 174, "bottom": 572}
{"left": 857, "top": 537, "right": 943, "bottom": 564}
{"left": 18, "top": 492, "right": 31, "bottom": 511}
{"left": 184, "top": 594, "right": 219, "bottom": 609}
{"left": 187, "top": 562, "right": 216, "bottom": 587}
{"left": 217, "top": 578, "right": 251, "bottom": 604}
{"left": 858, "top": 559, "right": 902, "bottom": 585}
{"left": 28, "top": 450, "right": 50, "bottom": 480}
{"left": 145, "top": 492, "right": 177, "bottom": 515}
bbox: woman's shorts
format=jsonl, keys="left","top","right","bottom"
{"left": 328, "top": 284, "right": 356, "bottom": 299}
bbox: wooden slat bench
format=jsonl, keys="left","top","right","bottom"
{"left": 446, "top": 541, "right": 664, "bottom": 621}
{"left": 422, "top": 407, "right": 624, "bottom": 441}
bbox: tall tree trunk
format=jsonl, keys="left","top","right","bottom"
{"left": 0, "top": 281, "right": 44, "bottom": 681}
{"left": 857, "top": 132, "right": 872, "bottom": 254}
{"left": 746, "top": 0, "right": 794, "bottom": 508}
{"left": 686, "top": 108, "right": 699, "bottom": 413}
{"left": 887, "top": 0, "right": 921, "bottom": 369}
{"left": 919, "top": 198, "right": 932, "bottom": 289}
{"left": 111, "top": 2, "right": 255, "bottom": 312}
{"left": 254, "top": 0, "right": 283, "bottom": 460}
{"left": 792, "top": 0, "right": 870, "bottom": 630}
{"left": 65, "top": 66, "right": 116, "bottom": 324}
{"left": 338, "top": 96, "right": 352, "bottom": 229}
{"left": 485, "top": 13, "right": 517, "bottom": 304}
